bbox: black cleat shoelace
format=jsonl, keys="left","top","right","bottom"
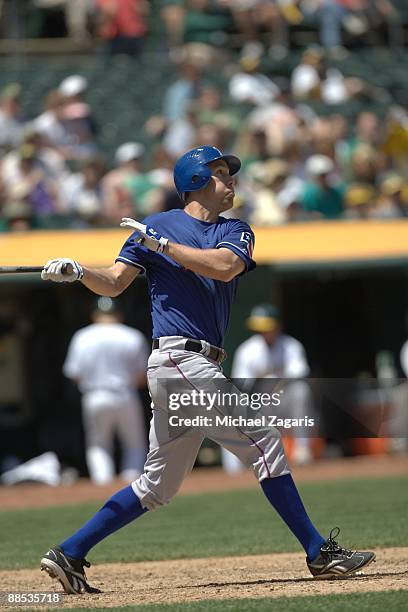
{"left": 69, "top": 555, "right": 101, "bottom": 593}
{"left": 321, "top": 527, "right": 354, "bottom": 558}
{"left": 70, "top": 555, "right": 91, "bottom": 576}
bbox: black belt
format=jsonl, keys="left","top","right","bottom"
{"left": 152, "top": 338, "right": 225, "bottom": 363}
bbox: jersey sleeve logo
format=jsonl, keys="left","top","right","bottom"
{"left": 240, "top": 231, "right": 254, "bottom": 257}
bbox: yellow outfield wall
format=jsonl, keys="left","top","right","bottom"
{"left": 1, "top": 220, "right": 408, "bottom": 267}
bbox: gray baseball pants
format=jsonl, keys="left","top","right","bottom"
{"left": 132, "top": 337, "right": 290, "bottom": 510}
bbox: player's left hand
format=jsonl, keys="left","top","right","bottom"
{"left": 120, "top": 218, "right": 169, "bottom": 254}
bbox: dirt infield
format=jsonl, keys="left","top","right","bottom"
{"left": 1, "top": 547, "right": 407, "bottom": 609}
{"left": 1, "top": 455, "right": 408, "bottom": 511}
{"left": 1, "top": 456, "right": 407, "bottom": 609}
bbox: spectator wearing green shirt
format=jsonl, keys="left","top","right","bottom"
{"left": 301, "top": 155, "right": 345, "bottom": 220}
{"left": 183, "top": 0, "right": 232, "bottom": 45}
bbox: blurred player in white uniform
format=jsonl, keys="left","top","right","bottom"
{"left": 64, "top": 297, "right": 149, "bottom": 484}
{"left": 391, "top": 325, "right": 408, "bottom": 452}
{"left": 222, "top": 303, "right": 315, "bottom": 473}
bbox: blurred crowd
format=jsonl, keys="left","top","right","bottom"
{"left": 0, "top": 1, "right": 407, "bottom": 231}
{"left": 2, "top": 1, "right": 403, "bottom": 55}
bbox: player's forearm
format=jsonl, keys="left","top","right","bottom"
{"left": 165, "top": 242, "right": 241, "bottom": 282}
{"left": 81, "top": 266, "right": 130, "bottom": 297}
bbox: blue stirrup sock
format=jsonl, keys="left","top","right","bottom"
{"left": 261, "top": 474, "right": 325, "bottom": 561}
{"left": 60, "top": 485, "right": 147, "bottom": 559}
{"left": 60, "top": 478, "right": 324, "bottom": 562}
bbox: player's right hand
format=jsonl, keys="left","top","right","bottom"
{"left": 120, "top": 218, "right": 169, "bottom": 254}
{"left": 41, "top": 258, "right": 83, "bottom": 283}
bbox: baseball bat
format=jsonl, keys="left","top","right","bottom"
{"left": 0, "top": 263, "right": 74, "bottom": 275}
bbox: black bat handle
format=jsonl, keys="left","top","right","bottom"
{"left": 0, "top": 262, "right": 75, "bottom": 275}
{"left": 61, "top": 262, "right": 74, "bottom": 275}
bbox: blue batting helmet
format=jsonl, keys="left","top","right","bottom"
{"left": 173, "top": 146, "right": 241, "bottom": 201}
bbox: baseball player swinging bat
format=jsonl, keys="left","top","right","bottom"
{"left": 38, "top": 146, "right": 375, "bottom": 595}
{"left": 0, "top": 263, "right": 74, "bottom": 275}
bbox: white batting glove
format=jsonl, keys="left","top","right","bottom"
{"left": 41, "top": 258, "right": 83, "bottom": 283}
{"left": 120, "top": 218, "right": 169, "bottom": 254}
